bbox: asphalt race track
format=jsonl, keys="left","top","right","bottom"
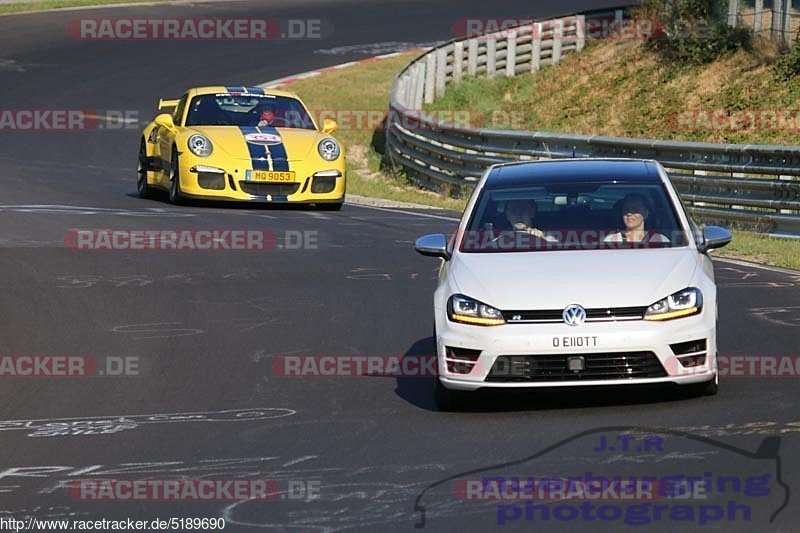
{"left": 0, "top": 1, "right": 798, "bottom": 531}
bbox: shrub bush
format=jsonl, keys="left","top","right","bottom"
{"left": 639, "top": 0, "right": 751, "bottom": 65}
{"left": 774, "top": 35, "right": 800, "bottom": 79}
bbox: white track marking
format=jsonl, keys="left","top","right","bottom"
{"left": 346, "top": 203, "right": 459, "bottom": 222}
{"left": 715, "top": 257, "right": 800, "bottom": 276}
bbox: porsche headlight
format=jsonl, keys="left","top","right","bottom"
{"left": 644, "top": 288, "right": 702, "bottom": 321}
{"left": 318, "top": 138, "right": 340, "bottom": 161}
{"left": 188, "top": 134, "right": 213, "bottom": 157}
{"left": 448, "top": 294, "right": 505, "bottom": 326}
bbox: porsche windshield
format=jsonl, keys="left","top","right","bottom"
{"left": 461, "top": 181, "right": 690, "bottom": 252}
{"left": 184, "top": 94, "right": 316, "bottom": 129}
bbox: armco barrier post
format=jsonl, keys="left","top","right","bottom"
{"left": 453, "top": 41, "right": 464, "bottom": 82}
{"left": 435, "top": 47, "right": 447, "bottom": 98}
{"left": 506, "top": 34, "right": 516, "bottom": 77}
{"left": 532, "top": 22, "right": 542, "bottom": 71}
{"left": 468, "top": 39, "right": 478, "bottom": 75}
{"left": 576, "top": 15, "right": 586, "bottom": 51}
{"left": 486, "top": 39, "right": 497, "bottom": 77}
{"left": 424, "top": 53, "right": 436, "bottom": 104}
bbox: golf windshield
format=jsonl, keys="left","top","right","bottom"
{"left": 461, "top": 181, "right": 689, "bottom": 252}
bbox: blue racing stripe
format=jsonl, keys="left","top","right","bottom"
{"left": 246, "top": 87, "right": 266, "bottom": 95}
{"left": 239, "top": 126, "right": 271, "bottom": 171}
{"left": 256, "top": 126, "right": 290, "bottom": 172}
{"left": 226, "top": 86, "right": 246, "bottom": 94}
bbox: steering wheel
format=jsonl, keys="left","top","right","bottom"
{"left": 487, "top": 229, "right": 551, "bottom": 250}
{"left": 258, "top": 116, "right": 289, "bottom": 127}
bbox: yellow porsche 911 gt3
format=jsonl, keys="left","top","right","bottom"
{"left": 137, "top": 86, "right": 345, "bottom": 210}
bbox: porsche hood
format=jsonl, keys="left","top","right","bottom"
{"left": 185, "top": 126, "right": 325, "bottom": 165}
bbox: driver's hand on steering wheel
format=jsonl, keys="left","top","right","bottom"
{"left": 513, "top": 222, "right": 546, "bottom": 239}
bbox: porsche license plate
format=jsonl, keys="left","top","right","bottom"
{"left": 251, "top": 171, "right": 295, "bottom": 182}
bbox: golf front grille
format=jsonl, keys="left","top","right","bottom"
{"left": 485, "top": 352, "right": 667, "bottom": 382}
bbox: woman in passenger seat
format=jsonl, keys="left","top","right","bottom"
{"left": 604, "top": 193, "right": 669, "bottom": 244}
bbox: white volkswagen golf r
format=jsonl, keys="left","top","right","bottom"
{"left": 415, "top": 159, "right": 732, "bottom": 410}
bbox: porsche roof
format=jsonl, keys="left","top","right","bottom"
{"left": 189, "top": 86, "right": 299, "bottom": 99}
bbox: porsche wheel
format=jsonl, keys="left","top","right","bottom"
{"left": 137, "top": 140, "right": 152, "bottom": 199}
{"left": 168, "top": 146, "right": 184, "bottom": 205}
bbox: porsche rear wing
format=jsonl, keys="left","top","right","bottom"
{"left": 158, "top": 99, "right": 180, "bottom": 110}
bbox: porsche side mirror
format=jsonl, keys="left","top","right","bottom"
{"left": 154, "top": 113, "right": 176, "bottom": 131}
{"left": 321, "top": 118, "right": 338, "bottom": 134}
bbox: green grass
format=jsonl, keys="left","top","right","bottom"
{"left": 716, "top": 231, "right": 800, "bottom": 270}
{"left": 0, "top": 0, "right": 164, "bottom": 15}
{"left": 427, "top": 40, "right": 800, "bottom": 145}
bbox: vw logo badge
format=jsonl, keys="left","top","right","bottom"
{"left": 562, "top": 304, "right": 586, "bottom": 326}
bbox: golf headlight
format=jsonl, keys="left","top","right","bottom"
{"left": 188, "top": 134, "right": 213, "bottom": 157}
{"left": 644, "top": 288, "right": 702, "bottom": 321}
{"left": 318, "top": 138, "right": 340, "bottom": 161}
{"left": 448, "top": 294, "right": 505, "bottom": 326}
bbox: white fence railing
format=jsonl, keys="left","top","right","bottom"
{"left": 729, "top": 0, "right": 800, "bottom": 43}
{"left": 396, "top": 14, "right": 592, "bottom": 109}
{"left": 384, "top": 8, "right": 800, "bottom": 237}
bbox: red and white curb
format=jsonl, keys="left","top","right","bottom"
{"left": 256, "top": 48, "right": 449, "bottom": 212}
{"left": 258, "top": 50, "right": 427, "bottom": 89}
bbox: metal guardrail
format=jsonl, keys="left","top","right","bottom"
{"left": 385, "top": 9, "right": 800, "bottom": 237}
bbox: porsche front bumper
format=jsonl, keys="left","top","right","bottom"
{"left": 175, "top": 156, "right": 345, "bottom": 204}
